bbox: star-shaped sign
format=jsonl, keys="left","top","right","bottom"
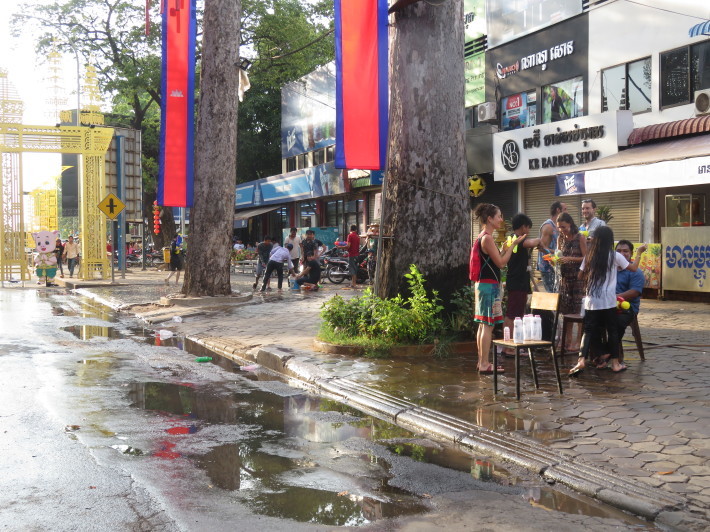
{"left": 468, "top": 175, "right": 486, "bottom": 197}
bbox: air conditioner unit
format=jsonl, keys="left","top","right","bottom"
{"left": 478, "top": 101, "right": 498, "bottom": 123}
{"left": 694, "top": 89, "right": 710, "bottom": 116}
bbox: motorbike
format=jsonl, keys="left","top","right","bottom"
{"left": 323, "top": 247, "right": 373, "bottom": 285}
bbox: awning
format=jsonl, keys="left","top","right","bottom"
{"left": 234, "top": 205, "right": 280, "bottom": 220}
{"left": 556, "top": 135, "right": 710, "bottom": 195}
{"left": 689, "top": 20, "right": 710, "bottom": 38}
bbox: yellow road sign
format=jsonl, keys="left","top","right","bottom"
{"left": 98, "top": 193, "right": 126, "bottom": 220}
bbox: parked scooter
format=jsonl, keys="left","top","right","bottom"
{"left": 323, "top": 247, "right": 371, "bottom": 284}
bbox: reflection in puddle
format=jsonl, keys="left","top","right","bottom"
{"left": 385, "top": 442, "right": 514, "bottom": 485}
{"left": 527, "top": 487, "right": 656, "bottom": 529}
{"left": 128, "top": 381, "right": 428, "bottom": 524}
{"left": 61, "top": 325, "right": 122, "bottom": 340}
{"left": 111, "top": 445, "right": 144, "bottom": 456}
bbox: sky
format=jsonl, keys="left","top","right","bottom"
{"left": 0, "top": 0, "right": 83, "bottom": 190}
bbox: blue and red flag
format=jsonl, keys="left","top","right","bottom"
{"left": 334, "top": 0, "right": 389, "bottom": 171}
{"left": 158, "top": 0, "right": 197, "bottom": 207}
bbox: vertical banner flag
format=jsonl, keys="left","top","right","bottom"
{"left": 334, "top": 0, "right": 388, "bottom": 170}
{"left": 158, "top": 0, "right": 197, "bottom": 207}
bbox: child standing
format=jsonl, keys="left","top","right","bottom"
{"left": 569, "top": 226, "right": 645, "bottom": 375}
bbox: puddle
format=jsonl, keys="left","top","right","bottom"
{"left": 61, "top": 325, "right": 123, "bottom": 340}
{"left": 111, "top": 444, "right": 144, "bottom": 456}
{"left": 527, "top": 487, "right": 656, "bottom": 529}
{"left": 128, "top": 381, "right": 429, "bottom": 524}
{"left": 384, "top": 442, "right": 515, "bottom": 485}
{"left": 126, "top": 326, "right": 186, "bottom": 348}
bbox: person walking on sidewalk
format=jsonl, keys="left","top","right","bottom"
{"left": 471, "top": 204, "right": 525, "bottom": 374}
{"left": 284, "top": 228, "right": 302, "bottom": 274}
{"left": 259, "top": 242, "right": 295, "bottom": 292}
{"left": 346, "top": 225, "right": 361, "bottom": 289}
{"left": 63, "top": 235, "right": 80, "bottom": 278}
{"left": 54, "top": 237, "right": 65, "bottom": 278}
{"left": 537, "top": 201, "right": 566, "bottom": 293}
{"left": 165, "top": 236, "right": 184, "bottom": 286}
{"left": 569, "top": 226, "right": 644, "bottom": 376}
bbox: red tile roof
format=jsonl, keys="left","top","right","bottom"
{"left": 628, "top": 115, "right": 710, "bottom": 146}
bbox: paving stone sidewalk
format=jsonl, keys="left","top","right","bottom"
{"left": 65, "top": 271, "right": 710, "bottom": 528}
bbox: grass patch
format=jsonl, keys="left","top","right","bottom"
{"left": 317, "top": 324, "right": 394, "bottom": 358}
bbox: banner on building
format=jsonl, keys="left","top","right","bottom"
{"left": 661, "top": 227, "right": 710, "bottom": 293}
{"left": 158, "top": 0, "right": 197, "bottom": 207}
{"left": 334, "top": 0, "right": 388, "bottom": 170}
{"left": 555, "top": 172, "right": 586, "bottom": 196}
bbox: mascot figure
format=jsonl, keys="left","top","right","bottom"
{"left": 33, "top": 230, "right": 60, "bottom": 286}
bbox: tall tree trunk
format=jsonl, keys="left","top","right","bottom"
{"left": 182, "top": 0, "right": 241, "bottom": 296}
{"left": 376, "top": 0, "right": 469, "bottom": 307}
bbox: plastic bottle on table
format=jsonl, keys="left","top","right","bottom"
{"left": 503, "top": 326, "right": 511, "bottom": 342}
{"left": 513, "top": 317, "right": 524, "bottom": 344}
{"left": 533, "top": 315, "right": 542, "bottom": 340}
{"left": 522, "top": 315, "right": 532, "bottom": 341}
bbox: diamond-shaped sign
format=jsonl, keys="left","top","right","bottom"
{"left": 98, "top": 193, "right": 126, "bottom": 220}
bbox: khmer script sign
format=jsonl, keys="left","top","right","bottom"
{"left": 661, "top": 227, "right": 710, "bottom": 293}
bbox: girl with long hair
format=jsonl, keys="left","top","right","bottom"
{"left": 472, "top": 203, "right": 525, "bottom": 374}
{"left": 569, "top": 226, "right": 644, "bottom": 375}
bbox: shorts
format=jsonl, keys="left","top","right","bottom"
{"left": 474, "top": 282, "right": 503, "bottom": 326}
{"left": 505, "top": 290, "right": 528, "bottom": 319}
{"left": 348, "top": 256, "right": 358, "bottom": 276}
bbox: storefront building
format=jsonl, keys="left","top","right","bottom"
{"left": 234, "top": 63, "right": 382, "bottom": 245}
{"left": 467, "top": 0, "right": 710, "bottom": 299}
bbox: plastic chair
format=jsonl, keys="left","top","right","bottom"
{"left": 491, "top": 292, "right": 563, "bottom": 400}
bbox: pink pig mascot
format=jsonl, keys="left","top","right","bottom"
{"left": 33, "top": 230, "right": 60, "bottom": 286}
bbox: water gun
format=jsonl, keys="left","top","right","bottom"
{"left": 616, "top": 296, "right": 630, "bottom": 312}
{"left": 506, "top": 235, "right": 519, "bottom": 253}
{"left": 580, "top": 230, "right": 589, "bottom": 238}
{"left": 542, "top": 249, "right": 562, "bottom": 265}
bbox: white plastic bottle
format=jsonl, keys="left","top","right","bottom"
{"left": 523, "top": 315, "right": 533, "bottom": 341}
{"left": 503, "top": 326, "right": 511, "bottom": 342}
{"left": 513, "top": 317, "right": 524, "bottom": 343}
{"left": 533, "top": 315, "right": 542, "bottom": 340}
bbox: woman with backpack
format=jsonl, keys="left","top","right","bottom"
{"left": 568, "top": 226, "right": 644, "bottom": 376}
{"left": 470, "top": 204, "right": 525, "bottom": 374}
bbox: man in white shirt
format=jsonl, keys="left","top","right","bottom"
{"left": 284, "top": 227, "right": 302, "bottom": 273}
{"left": 62, "top": 235, "right": 80, "bottom": 278}
{"left": 259, "top": 242, "right": 295, "bottom": 292}
{"left": 580, "top": 199, "right": 606, "bottom": 237}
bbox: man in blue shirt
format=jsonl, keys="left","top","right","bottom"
{"left": 591, "top": 239, "right": 646, "bottom": 368}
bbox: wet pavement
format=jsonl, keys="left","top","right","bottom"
{"left": 7, "top": 269, "right": 710, "bottom": 529}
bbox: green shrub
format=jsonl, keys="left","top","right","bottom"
{"left": 319, "top": 264, "right": 444, "bottom": 347}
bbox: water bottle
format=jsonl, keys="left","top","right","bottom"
{"left": 503, "top": 326, "right": 511, "bottom": 342}
{"left": 533, "top": 315, "right": 542, "bottom": 341}
{"left": 523, "top": 315, "right": 533, "bottom": 341}
{"left": 513, "top": 317, "right": 524, "bottom": 344}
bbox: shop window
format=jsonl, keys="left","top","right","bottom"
{"left": 313, "top": 148, "right": 325, "bottom": 166}
{"left": 299, "top": 200, "right": 318, "bottom": 228}
{"left": 464, "top": 106, "right": 477, "bottom": 130}
{"left": 344, "top": 198, "right": 364, "bottom": 234}
{"left": 296, "top": 154, "right": 307, "bottom": 169}
{"left": 661, "top": 40, "right": 710, "bottom": 108}
{"left": 286, "top": 157, "right": 296, "bottom": 173}
{"left": 602, "top": 57, "right": 651, "bottom": 114}
{"left": 542, "top": 76, "right": 584, "bottom": 123}
{"left": 326, "top": 199, "right": 343, "bottom": 228}
{"left": 325, "top": 145, "right": 335, "bottom": 162}
{"left": 500, "top": 90, "right": 536, "bottom": 130}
